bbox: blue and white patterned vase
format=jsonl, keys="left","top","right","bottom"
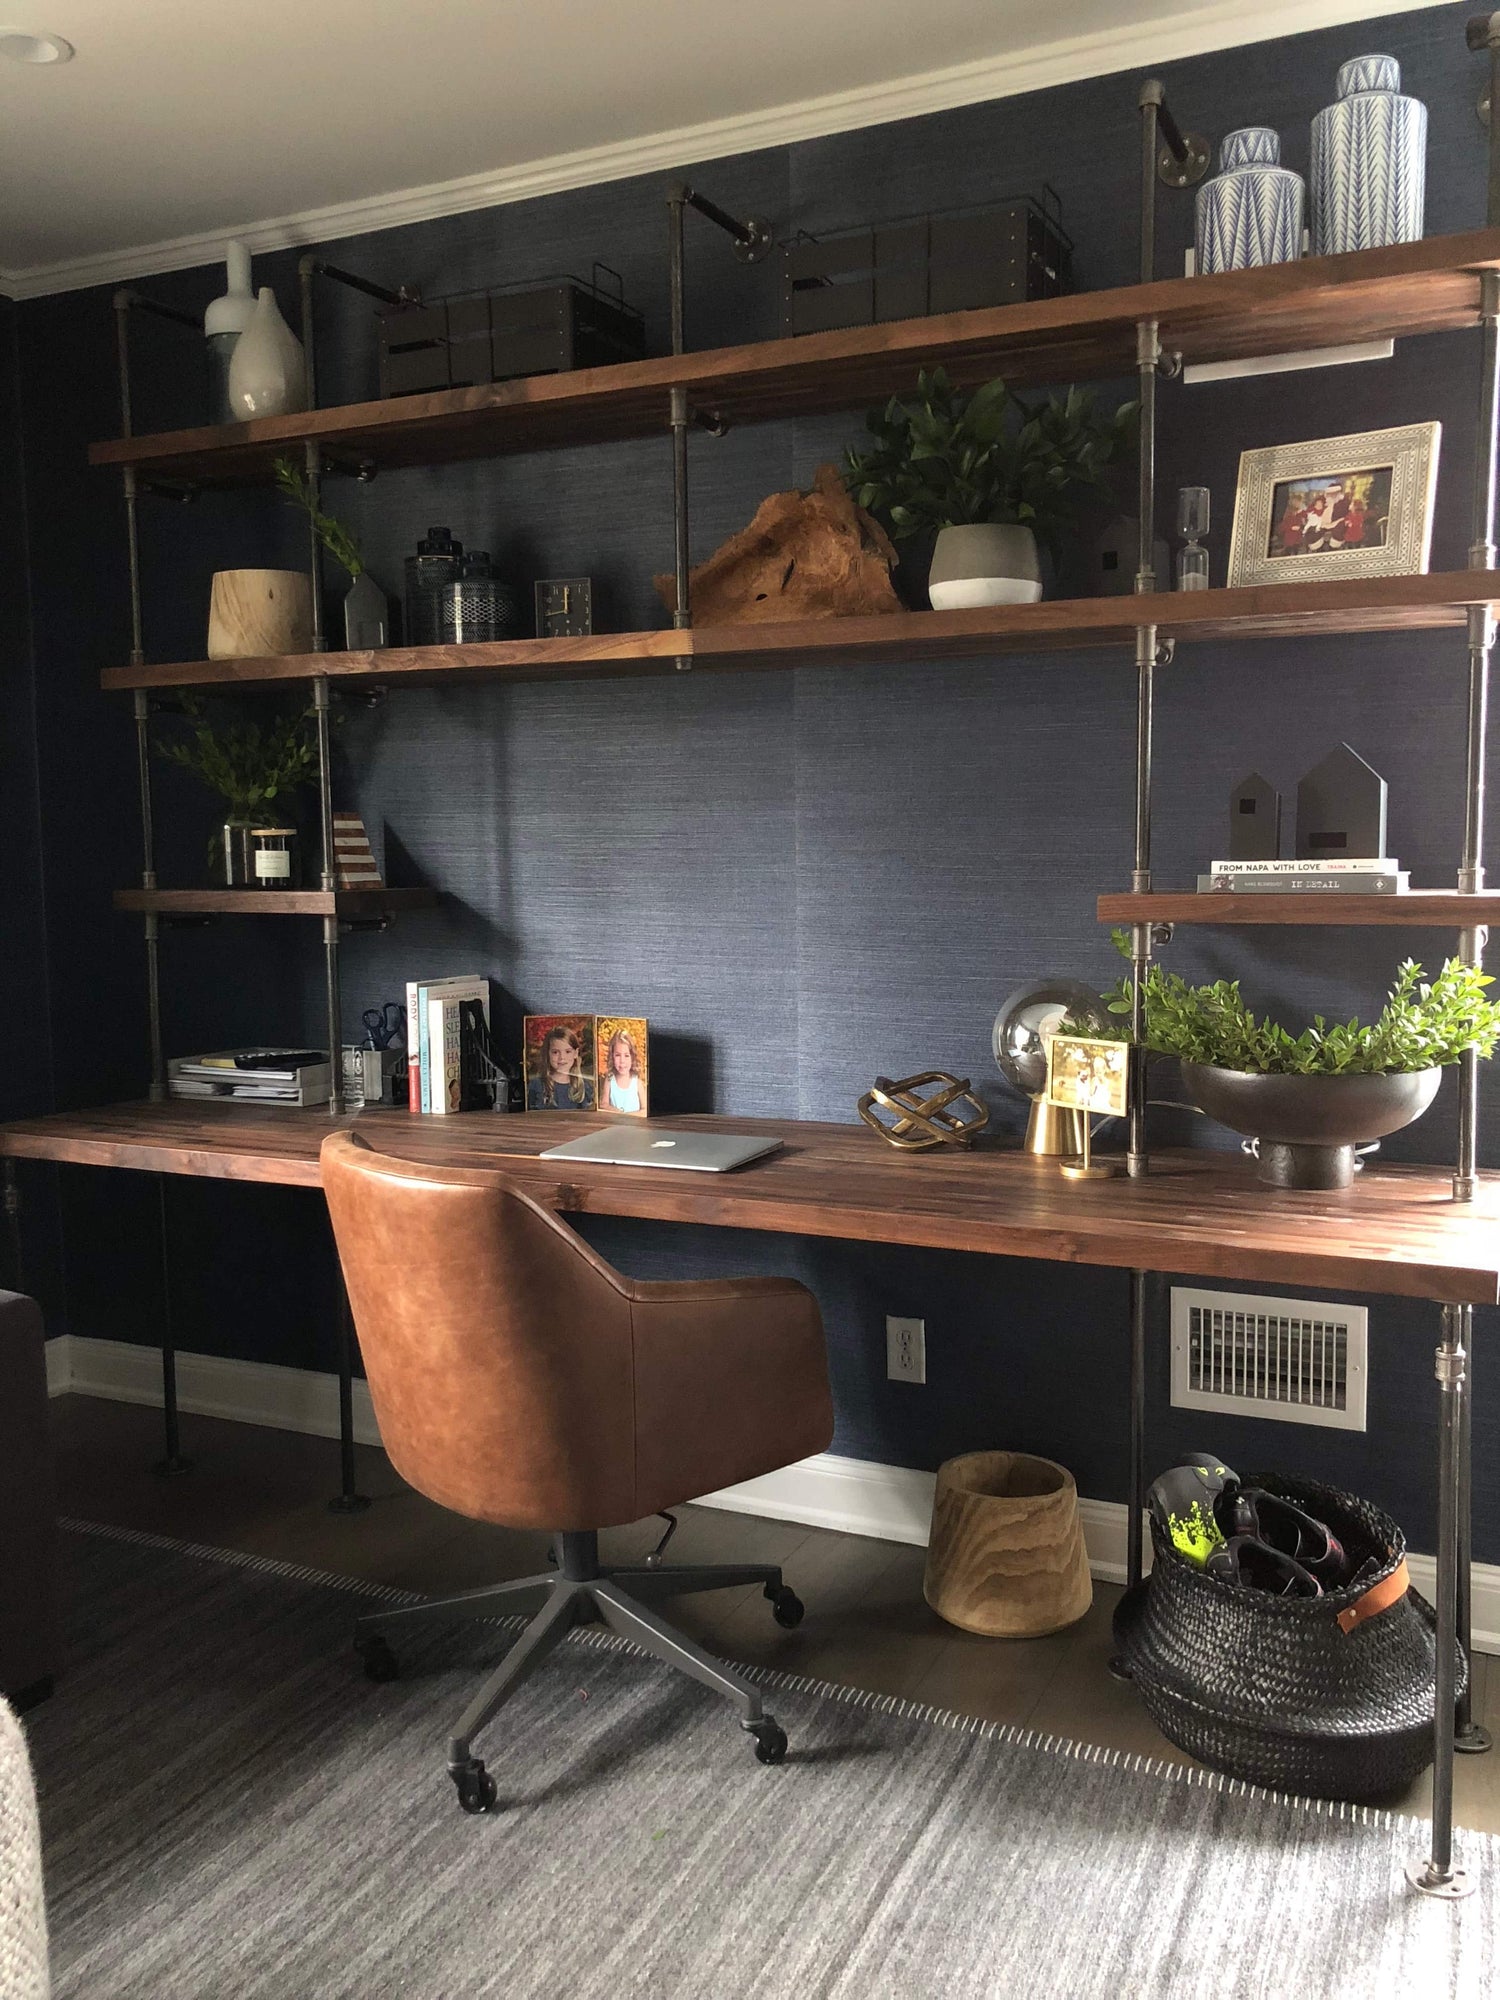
{"left": 1194, "top": 128, "right": 1305, "bottom": 275}
{"left": 1310, "top": 54, "right": 1426, "bottom": 256}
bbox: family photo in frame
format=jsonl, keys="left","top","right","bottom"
{"left": 523, "top": 1014, "right": 650, "bottom": 1115}
{"left": 1227, "top": 421, "right": 1440, "bottom": 589}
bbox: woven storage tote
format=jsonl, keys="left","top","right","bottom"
{"left": 1113, "top": 1473, "right": 1464, "bottom": 1801}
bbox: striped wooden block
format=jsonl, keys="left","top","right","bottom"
{"left": 332, "top": 811, "right": 382, "bottom": 889}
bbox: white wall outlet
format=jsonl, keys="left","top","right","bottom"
{"left": 886, "top": 1316, "right": 926, "bottom": 1384}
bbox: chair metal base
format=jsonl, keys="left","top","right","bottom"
{"left": 355, "top": 1529, "right": 799, "bottom": 1811}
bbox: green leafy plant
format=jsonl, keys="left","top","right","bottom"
{"left": 1098, "top": 933, "right": 1500, "bottom": 1075}
{"left": 156, "top": 695, "right": 319, "bottom": 822}
{"left": 843, "top": 367, "right": 1137, "bottom": 559}
{"left": 273, "top": 455, "right": 363, "bottom": 579}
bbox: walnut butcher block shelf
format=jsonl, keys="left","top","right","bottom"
{"left": 1099, "top": 889, "right": 1500, "bottom": 926}
{"left": 100, "top": 574, "right": 1500, "bottom": 694}
{"left": 113, "top": 888, "right": 440, "bottom": 917}
{"left": 1, "top": 1103, "right": 1497, "bottom": 1304}
{"left": 88, "top": 232, "right": 1500, "bottom": 487}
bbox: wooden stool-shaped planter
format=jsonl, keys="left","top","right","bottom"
{"left": 924, "top": 1451, "right": 1092, "bottom": 1637}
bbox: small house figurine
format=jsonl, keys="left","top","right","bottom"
{"left": 1229, "top": 772, "right": 1281, "bottom": 860}
{"left": 1296, "top": 744, "right": 1388, "bottom": 861}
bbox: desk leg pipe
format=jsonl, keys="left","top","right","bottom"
{"left": 1128, "top": 1269, "right": 1148, "bottom": 1590}
{"left": 152, "top": 1176, "right": 192, "bottom": 1477}
{"left": 1455, "top": 1304, "right": 1492, "bottom": 1753}
{"left": 1409, "top": 1306, "right": 1475, "bottom": 1897}
{"left": 328, "top": 1278, "right": 370, "bottom": 1514}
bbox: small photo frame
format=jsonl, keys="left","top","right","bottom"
{"left": 1045, "top": 1035, "right": 1130, "bottom": 1118}
{"left": 1226, "top": 422, "right": 1440, "bottom": 588}
{"left": 524, "top": 1015, "right": 596, "bottom": 1111}
{"left": 595, "top": 1016, "right": 649, "bottom": 1117}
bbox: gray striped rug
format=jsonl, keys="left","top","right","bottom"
{"left": 21, "top": 1521, "right": 1500, "bottom": 2000}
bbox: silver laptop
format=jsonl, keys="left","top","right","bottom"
{"left": 539, "top": 1125, "right": 783, "bottom": 1172}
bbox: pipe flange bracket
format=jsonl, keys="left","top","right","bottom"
{"left": 1150, "top": 924, "right": 1175, "bottom": 948}
{"left": 1158, "top": 133, "right": 1212, "bottom": 188}
{"left": 732, "top": 217, "right": 775, "bottom": 265}
{"left": 1156, "top": 350, "right": 1184, "bottom": 379}
{"left": 1155, "top": 638, "right": 1176, "bottom": 668}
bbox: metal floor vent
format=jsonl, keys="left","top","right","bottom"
{"left": 1170, "top": 1287, "right": 1367, "bottom": 1432}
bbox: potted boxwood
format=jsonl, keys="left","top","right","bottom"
{"left": 844, "top": 368, "right": 1136, "bottom": 608}
{"left": 157, "top": 696, "right": 319, "bottom": 886}
{"left": 1098, "top": 947, "right": 1500, "bottom": 1188}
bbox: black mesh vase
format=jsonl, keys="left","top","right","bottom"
{"left": 1113, "top": 1474, "right": 1464, "bottom": 1801}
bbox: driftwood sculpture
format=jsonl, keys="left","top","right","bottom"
{"left": 655, "top": 464, "right": 903, "bottom": 624}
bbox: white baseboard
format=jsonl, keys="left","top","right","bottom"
{"left": 47, "top": 1336, "right": 1500, "bottom": 1654}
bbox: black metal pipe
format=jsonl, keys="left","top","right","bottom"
{"left": 1420, "top": 1311, "right": 1464, "bottom": 1885}
{"left": 1127, "top": 1271, "right": 1148, "bottom": 1591}
{"left": 114, "top": 287, "right": 200, "bottom": 333}
{"left": 1139, "top": 85, "right": 1163, "bottom": 285}
{"left": 3, "top": 1161, "right": 22, "bottom": 1293}
{"left": 671, "top": 184, "right": 759, "bottom": 250}
{"left": 299, "top": 254, "right": 416, "bottom": 310}
{"left": 1468, "top": 16, "right": 1500, "bottom": 224}
{"left": 152, "top": 1177, "right": 192, "bottom": 1477}
{"left": 328, "top": 1278, "right": 370, "bottom": 1513}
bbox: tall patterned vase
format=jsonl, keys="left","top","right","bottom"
{"left": 1194, "top": 128, "right": 1305, "bottom": 275}
{"left": 1311, "top": 55, "right": 1426, "bottom": 256}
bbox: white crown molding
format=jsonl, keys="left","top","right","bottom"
{"left": 49, "top": 1333, "right": 1500, "bottom": 1653}
{"left": 0, "top": 0, "right": 1434, "bottom": 301}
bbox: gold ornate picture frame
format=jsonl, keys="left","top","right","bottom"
{"left": 1226, "top": 421, "right": 1440, "bottom": 588}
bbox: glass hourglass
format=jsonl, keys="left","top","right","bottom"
{"left": 1176, "top": 486, "right": 1210, "bottom": 591}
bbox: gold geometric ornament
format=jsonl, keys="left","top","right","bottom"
{"left": 857, "top": 1072, "right": 990, "bottom": 1151}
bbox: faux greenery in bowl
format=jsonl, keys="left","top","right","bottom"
{"left": 1095, "top": 948, "right": 1500, "bottom": 1188}
{"left": 157, "top": 696, "right": 319, "bottom": 885}
{"left": 844, "top": 367, "right": 1136, "bottom": 607}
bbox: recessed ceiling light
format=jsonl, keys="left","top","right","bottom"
{"left": 0, "top": 30, "right": 74, "bottom": 63}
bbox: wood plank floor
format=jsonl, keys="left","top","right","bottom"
{"left": 46, "top": 1395, "right": 1500, "bottom": 1835}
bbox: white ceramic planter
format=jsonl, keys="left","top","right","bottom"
{"left": 927, "top": 524, "right": 1042, "bottom": 609}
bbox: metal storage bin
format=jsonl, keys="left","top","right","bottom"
{"left": 780, "top": 192, "right": 1073, "bottom": 337}
{"left": 379, "top": 268, "right": 646, "bottom": 397}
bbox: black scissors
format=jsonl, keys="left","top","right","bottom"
{"left": 362, "top": 1002, "right": 405, "bottom": 1051}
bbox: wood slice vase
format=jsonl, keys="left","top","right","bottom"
{"left": 923, "top": 1450, "right": 1092, "bottom": 1637}
{"left": 207, "top": 569, "right": 314, "bottom": 660}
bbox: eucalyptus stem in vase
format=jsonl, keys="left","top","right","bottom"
{"left": 273, "top": 456, "right": 388, "bottom": 649}
{"left": 155, "top": 695, "right": 320, "bottom": 886}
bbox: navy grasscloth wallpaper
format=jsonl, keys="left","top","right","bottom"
{"left": 5, "top": 1, "right": 1497, "bottom": 1551}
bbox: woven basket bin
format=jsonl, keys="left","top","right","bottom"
{"left": 1113, "top": 1474, "right": 1465, "bottom": 1801}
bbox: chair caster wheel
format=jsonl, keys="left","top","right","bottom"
{"left": 452, "top": 1759, "right": 498, "bottom": 1815}
{"left": 747, "top": 1718, "right": 788, "bottom": 1765}
{"left": 767, "top": 1585, "right": 804, "bottom": 1629}
{"left": 356, "top": 1635, "right": 400, "bottom": 1684}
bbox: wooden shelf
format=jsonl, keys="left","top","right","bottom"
{"left": 101, "top": 572, "right": 1500, "bottom": 693}
{"left": 88, "top": 232, "right": 1500, "bottom": 488}
{"left": 1, "top": 1102, "right": 1498, "bottom": 1301}
{"left": 114, "top": 887, "right": 439, "bottom": 917}
{"left": 1099, "top": 890, "right": 1500, "bottom": 927}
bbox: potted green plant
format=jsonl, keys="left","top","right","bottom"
{"left": 157, "top": 696, "right": 320, "bottom": 886}
{"left": 273, "top": 456, "right": 387, "bottom": 649}
{"left": 844, "top": 368, "right": 1136, "bottom": 608}
{"left": 1099, "top": 944, "right": 1500, "bottom": 1188}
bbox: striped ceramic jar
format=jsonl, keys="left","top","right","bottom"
{"left": 1194, "top": 128, "right": 1305, "bottom": 275}
{"left": 1310, "top": 55, "right": 1426, "bottom": 256}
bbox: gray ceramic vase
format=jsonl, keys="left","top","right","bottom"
{"left": 1179, "top": 1062, "right": 1442, "bottom": 1189}
{"left": 1310, "top": 55, "right": 1426, "bottom": 256}
{"left": 927, "top": 524, "right": 1042, "bottom": 609}
{"left": 1194, "top": 128, "right": 1305, "bottom": 276}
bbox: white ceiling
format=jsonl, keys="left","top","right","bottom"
{"left": 0, "top": 0, "right": 1436, "bottom": 295}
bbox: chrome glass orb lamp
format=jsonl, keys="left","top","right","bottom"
{"left": 992, "top": 978, "right": 1108, "bottom": 1155}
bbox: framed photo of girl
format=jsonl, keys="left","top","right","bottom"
{"left": 1226, "top": 421, "right": 1440, "bottom": 589}
{"left": 524, "top": 1015, "right": 596, "bottom": 1111}
{"left": 596, "top": 1016, "right": 649, "bottom": 1116}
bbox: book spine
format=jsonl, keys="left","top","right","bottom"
{"left": 441, "top": 998, "right": 463, "bottom": 1114}
{"left": 1204, "top": 873, "right": 1404, "bottom": 894}
{"left": 1207, "top": 858, "right": 1395, "bottom": 875}
{"left": 405, "top": 980, "right": 421, "bottom": 1112}
{"left": 417, "top": 984, "right": 431, "bottom": 1112}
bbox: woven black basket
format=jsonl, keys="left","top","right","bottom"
{"left": 1113, "top": 1474, "right": 1465, "bottom": 1801}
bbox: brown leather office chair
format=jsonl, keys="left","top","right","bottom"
{"left": 321, "top": 1132, "right": 834, "bottom": 1814}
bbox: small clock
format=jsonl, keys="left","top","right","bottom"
{"left": 534, "top": 577, "right": 593, "bottom": 638}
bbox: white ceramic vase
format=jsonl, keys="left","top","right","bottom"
{"left": 226, "top": 287, "right": 308, "bottom": 420}
{"left": 204, "top": 240, "right": 255, "bottom": 425}
{"left": 927, "top": 524, "right": 1042, "bottom": 609}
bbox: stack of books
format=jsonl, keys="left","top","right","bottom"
{"left": 405, "top": 974, "right": 510, "bottom": 1114}
{"left": 1197, "top": 858, "right": 1409, "bottom": 896}
{"left": 168, "top": 1049, "right": 332, "bottom": 1107}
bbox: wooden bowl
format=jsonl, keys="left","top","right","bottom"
{"left": 924, "top": 1449, "right": 1092, "bottom": 1637}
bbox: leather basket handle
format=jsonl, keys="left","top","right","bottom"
{"left": 1337, "top": 1558, "right": 1410, "bottom": 1635}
